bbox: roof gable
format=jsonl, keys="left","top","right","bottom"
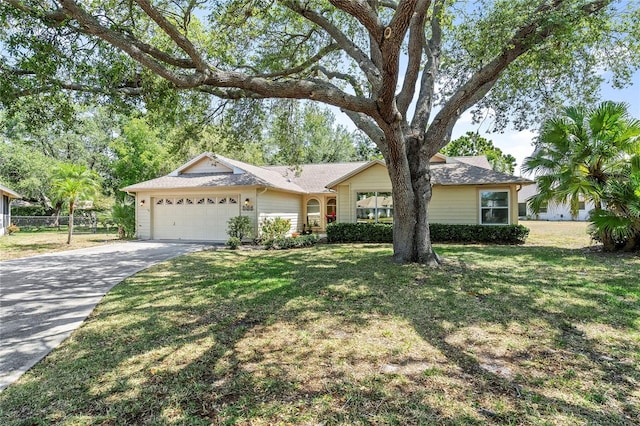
{"left": 170, "top": 152, "right": 242, "bottom": 176}
{"left": 325, "top": 160, "right": 386, "bottom": 188}
{"left": 124, "top": 153, "right": 307, "bottom": 193}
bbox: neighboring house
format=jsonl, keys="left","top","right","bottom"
{"left": 0, "top": 184, "right": 21, "bottom": 235}
{"left": 122, "top": 152, "right": 533, "bottom": 241}
{"left": 518, "top": 184, "right": 595, "bottom": 221}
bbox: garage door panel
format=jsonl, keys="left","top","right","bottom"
{"left": 152, "top": 195, "right": 240, "bottom": 241}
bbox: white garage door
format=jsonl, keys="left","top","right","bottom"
{"left": 152, "top": 195, "right": 240, "bottom": 241}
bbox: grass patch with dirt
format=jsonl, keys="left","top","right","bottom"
{"left": 0, "top": 224, "right": 638, "bottom": 425}
{"left": 0, "top": 231, "right": 119, "bottom": 261}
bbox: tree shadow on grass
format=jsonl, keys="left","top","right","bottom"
{"left": 1, "top": 244, "right": 638, "bottom": 425}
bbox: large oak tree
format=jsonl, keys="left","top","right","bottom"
{"left": 2, "top": 0, "right": 638, "bottom": 264}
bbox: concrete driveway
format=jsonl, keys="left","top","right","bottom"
{"left": 0, "top": 241, "right": 210, "bottom": 391}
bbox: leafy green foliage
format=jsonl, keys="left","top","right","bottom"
{"left": 110, "top": 117, "right": 173, "bottom": 198}
{"left": 441, "top": 132, "right": 516, "bottom": 174}
{"left": 111, "top": 200, "right": 135, "bottom": 239}
{"left": 259, "top": 217, "right": 292, "bottom": 241}
{"left": 266, "top": 101, "right": 360, "bottom": 165}
{"left": 264, "top": 234, "right": 319, "bottom": 250}
{"left": 327, "top": 222, "right": 529, "bottom": 244}
{"left": 430, "top": 224, "right": 530, "bottom": 244}
{"left": 226, "top": 236, "right": 241, "bottom": 249}
{"left": 326, "top": 222, "right": 393, "bottom": 243}
{"left": 227, "top": 216, "right": 253, "bottom": 240}
{"left": 0, "top": 141, "right": 58, "bottom": 206}
{"left": 588, "top": 158, "right": 640, "bottom": 251}
{"left": 525, "top": 101, "right": 640, "bottom": 251}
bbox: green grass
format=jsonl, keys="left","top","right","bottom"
{"left": 0, "top": 231, "right": 120, "bottom": 261}
{"left": 1, "top": 224, "right": 639, "bottom": 425}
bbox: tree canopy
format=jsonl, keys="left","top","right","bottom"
{"left": 2, "top": 0, "right": 638, "bottom": 263}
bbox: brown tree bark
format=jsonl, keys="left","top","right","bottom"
{"left": 67, "top": 201, "right": 74, "bottom": 245}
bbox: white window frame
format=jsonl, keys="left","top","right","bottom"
{"left": 479, "top": 190, "right": 510, "bottom": 225}
{"left": 306, "top": 198, "right": 321, "bottom": 228}
{"left": 355, "top": 191, "right": 394, "bottom": 224}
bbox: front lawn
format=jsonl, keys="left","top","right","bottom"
{"left": 1, "top": 232, "right": 638, "bottom": 424}
{"left": 0, "top": 231, "right": 119, "bottom": 261}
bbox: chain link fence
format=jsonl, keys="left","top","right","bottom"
{"left": 10, "top": 216, "right": 115, "bottom": 233}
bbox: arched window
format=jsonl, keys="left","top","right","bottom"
{"left": 326, "top": 198, "right": 337, "bottom": 223}
{"left": 306, "top": 199, "right": 321, "bottom": 227}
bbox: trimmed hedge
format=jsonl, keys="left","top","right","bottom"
{"left": 327, "top": 222, "right": 529, "bottom": 244}
{"left": 264, "top": 234, "right": 320, "bottom": 250}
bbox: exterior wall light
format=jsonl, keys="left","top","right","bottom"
{"left": 139, "top": 199, "right": 146, "bottom": 207}
{"left": 242, "top": 198, "right": 254, "bottom": 211}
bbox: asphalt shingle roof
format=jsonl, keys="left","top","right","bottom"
{"left": 431, "top": 163, "right": 533, "bottom": 186}
{"left": 265, "top": 162, "right": 368, "bottom": 193}
{"left": 121, "top": 153, "right": 532, "bottom": 193}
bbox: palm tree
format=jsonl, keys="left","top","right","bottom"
{"left": 52, "top": 164, "right": 100, "bottom": 244}
{"left": 111, "top": 200, "right": 135, "bottom": 239}
{"left": 589, "top": 154, "right": 640, "bottom": 251}
{"left": 523, "top": 101, "right": 640, "bottom": 219}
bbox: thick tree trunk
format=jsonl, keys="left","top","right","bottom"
{"left": 384, "top": 125, "right": 441, "bottom": 266}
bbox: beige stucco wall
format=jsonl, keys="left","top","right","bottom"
{"left": 432, "top": 185, "right": 520, "bottom": 225}
{"left": 256, "top": 189, "right": 303, "bottom": 236}
{"left": 341, "top": 163, "right": 392, "bottom": 190}
{"left": 333, "top": 164, "right": 521, "bottom": 226}
{"left": 430, "top": 186, "right": 479, "bottom": 224}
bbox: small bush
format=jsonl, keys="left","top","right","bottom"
{"left": 326, "top": 222, "right": 529, "bottom": 244}
{"left": 7, "top": 224, "right": 20, "bottom": 235}
{"left": 227, "top": 216, "right": 253, "bottom": 240}
{"left": 264, "top": 234, "right": 319, "bottom": 250}
{"left": 226, "top": 237, "right": 241, "bottom": 249}
{"left": 260, "top": 217, "right": 291, "bottom": 240}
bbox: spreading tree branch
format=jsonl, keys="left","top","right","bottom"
{"left": 282, "top": 0, "right": 382, "bottom": 89}
{"left": 376, "top": 0, "right": 419, "bottom": 122}
{"left": 329, "top": 0, "right": 384, "bottom": 41}
{"left": 134, "top": 0, "right": 210, "bottom": 72}
{"left": 425, "top": 0, "right": 612, "bottom": 155}
{"left": 314, "top": 65, "right": 365, "bottom": 97}
{"left": 396, "top": 0, "right": 430, "bottom": 116}
{"left": 238, "top": 44, "right": 340, "bottom": 79}
{"left": 410, "top": 0, "right": 443, "bottom": 133}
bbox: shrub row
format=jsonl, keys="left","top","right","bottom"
{"left": 326, "top": 222, "right": 393, "bottom": 243}
{"left": 327, "top": 222, "right": 529, "bottom": 244}
{"left": 430, "top": 223, "right": 529, "bottom": 244}
{"left": 264, "top": 234, "right": 320, "bottom": 250}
